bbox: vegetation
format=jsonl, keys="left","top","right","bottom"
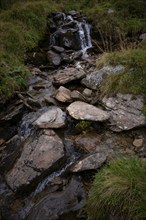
{"left": 0, "top": 0, "right": 146, "bottom": 100}
{"left": 86, "top": 157, "right": 146, "bottom": 220}
{"left": 97, "top": 49, "right": 146, "bottom": 97}
{"left": 75, "top": 120, "right": 92, "bottom": 134}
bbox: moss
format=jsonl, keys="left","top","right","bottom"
{"left": 75, "top": 120, "right": 92, "bottom": 134}
{"left": 86, "top": 157, "right": 146, "bottom": 220}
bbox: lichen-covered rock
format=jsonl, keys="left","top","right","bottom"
{"left": 6, "top": 129, "right": 65, "bottom": 191}
{"left": 67, "top": 101, "right": 110, "bottom": 121}
{"left": 70, "top": 152, "right": 107, "bottom": 172}
{"left": 35, "top": 106, "right": 66, "bottom": 128}
{"left": 102, "top": 94, "right": 146, "bottom": 131}
{"left": 53, "top": 67, "right": 86, "bottom": 85}
{"left": 81, "top": 65, "right": 125, "bottom": 90}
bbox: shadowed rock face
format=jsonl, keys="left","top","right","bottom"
{"left": 27, "top": 177, "right": 86, "bottom": 220}
{"left": 6, "top": 129, "right": 65, "bottom": 191}
{"left": 67, "top": 101, "right": 110, "bottom": 121}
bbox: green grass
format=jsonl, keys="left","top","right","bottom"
{"left": 1, "top": 0, "right": 146, "bottom": 101}
{"left": 86, "top": 157, "right": 146, "bottom": 220}
{"left": 0, "top": 0, "right": 62, "bottom": 100}
{"left": 98, "top": 49, "right": 146, "bottom": 97}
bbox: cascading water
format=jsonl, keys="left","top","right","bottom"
{"left": 49, "top": 12, "right": 92, "bottom": 56}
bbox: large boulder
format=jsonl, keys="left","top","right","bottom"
{"left": 53, "top": 67, "right": 86, "bottom": 85}
{"left": 6, "top": 129, "right": 65, "bottom": 191}
{"left": 81, "top": 65, "right": 125, "bottom": 90}
{"left": 102, "top": 94, "right": 146, "bottom": 131}
{"left": 27, "top": 177, "right": 86, "bottom": 220}
{"left": 34, "top": 106, "right": 66, "bottom": 128}
{"left": 67, "top": 101, "right": 110, "bottom": 121}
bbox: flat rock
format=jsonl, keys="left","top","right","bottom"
{"left": 53, "top": 67, "right": 86, "bottom": 85}
{"left": 102, "top": 94, "right": 146, "bottom": 131}
{"left": 6, "top": 129, "right": 65, "bottom": 191}
{"left": 67, "top": 101, "right": 110, "bottom": 121}
{"left": 27, "top": 177, "right": 86, "bottom": 220}
{"left": 55, "top": 86, "right": 72, "bottom": 103}
{"left": 81, "top": 65, "right": 125, "bottom": 90}
{"left": 70, "top": 152, "right": 107, "bottom": 172}
{"left": 35, "top": 106, "right": 66, "bottom": 128}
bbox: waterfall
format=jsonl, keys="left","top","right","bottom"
{"left": 49, "top": 12, "right": 92, "bottom": 56}
{"left": 77, "top": 22, "right": 92, "bottom": 56}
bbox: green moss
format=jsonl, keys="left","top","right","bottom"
{"left": 75, "top": 120, "right": 92, "bottom": 134}
{"left": 86, "top": 157, "right": 146, "bottom": 220}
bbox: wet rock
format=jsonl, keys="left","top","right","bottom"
{"left": 35, "top": 106, "right": 66, "bottom": 128}
{"left": 51, "top": 46, "right": 65, "bottom": 53}
{"left": 27, "top": 177, "right": 86, "bottom": 220}
{"left": 53, "top": 67, "right": 86, "bottom": 85}
{"left": 102, "top": 94, "right": 146, "bottom": 131}
{"left": 26, "top": 98, "right": 42, "bottom": 109}
{"left": 0, "top": 135, "right": 22, "bottom": 173}
{"left": 81, "top": 65, "right": 125, "bottom": 90}
{"left": 55, "top": 86, "right": 72, "bottom": 103}
{"left": 0, "top": 103, "right": 23, "bottom": 121}
{"left": 67, "top": 101, "right": 110, "bottom": 121}
{"left": 6, "top": 129, "right": 65, "bottom": 191}
{"left": 70, "top": 152, "right": 107, "bottom": 172}
{"left": 26, "top": 51, "right": 47, "bottom": 66}
{"left": 47, "top": 50, "right": 61, "bottom": 66}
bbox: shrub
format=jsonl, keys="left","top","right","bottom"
{"left": 86, "top": 157, "right": 146, "bottom": 220}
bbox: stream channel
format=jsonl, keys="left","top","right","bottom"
{"left": 0, "top": 10, "right": 146, "bottom": 220}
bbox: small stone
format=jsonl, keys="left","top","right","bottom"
{"left": 82, "top": 88, "right": 92, "bottom": 97}
{"left": 133, "top": 138, "right": 144, "bottom": 148}
{"left": 55, "top": 86, "right": 72, "bottom": 103}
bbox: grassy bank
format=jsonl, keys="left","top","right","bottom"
{"left": 1, "top": 0, "right": 146, "bottom": 101}
{"left": 0, "top": 0, "right": 63, "bottom": 99}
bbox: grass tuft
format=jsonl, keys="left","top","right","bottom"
{"left": 86, "top": 157, "right": 146, "bottom": 220}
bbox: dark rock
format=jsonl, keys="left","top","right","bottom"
{"left": 75, "top": 132, "right": 102, "bottom": 153}
{"left": 67, "top": 101, "right": 110, "bottom": 121}
{"left": 6, "top": 129, "right": 65, "bottom": 191}
{"left": 53, "top": 67, "right": 86, "bottom": 85}
{"left": 51, "top": 46, "right": 65, "bottom": 53}
{"left": 47, "top": 50, "right": 61, "bottom": 66}
{"left": 27, "top": 177, "right": 86, "bottom": 220}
